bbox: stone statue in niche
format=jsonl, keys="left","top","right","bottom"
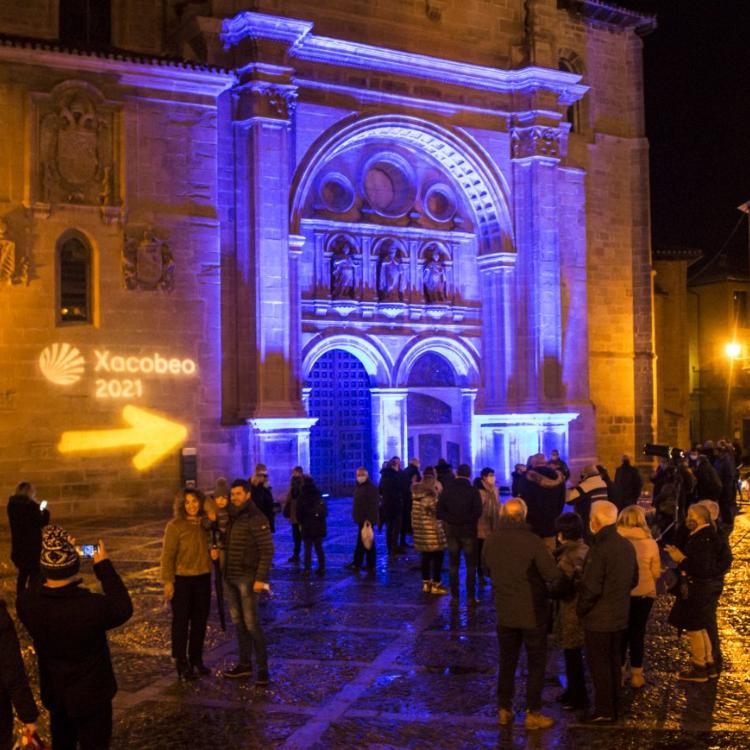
{"left": 37, "top": 83, "right": 116, "bottom": 208}
{"left": 330, "top": 237, "right": 357, "bottom": 300}
{"left": 0, "top": 221, "right": 28, "bottom": 287}
{"left": 123, "top": 228, "right": 175, "bottom": 292}
{"left": 377, "top": 241, "right": 405, "bottom": 302}
{"left": 423, "top": 246, "right": 447, "bottom": 303}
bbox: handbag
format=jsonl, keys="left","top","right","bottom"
{"left": 361, "top": 520, "right": 374, "bottom": 550}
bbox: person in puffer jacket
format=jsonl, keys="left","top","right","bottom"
{"left": 411, "top": 467, "right": 448, "bottom": 595}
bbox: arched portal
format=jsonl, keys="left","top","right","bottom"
{"left": 307, "top": 349, "right": 374, "bottom": 495}
{"left": 406, "top": 352, "right": 464, "bottom": 469}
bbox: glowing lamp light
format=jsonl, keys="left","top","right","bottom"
{"left": 725, "top": 342, "right": 742, "bottom": 360}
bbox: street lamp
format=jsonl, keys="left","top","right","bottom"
{"left": 726, "top": 341, "right": 742, "bottom": 360}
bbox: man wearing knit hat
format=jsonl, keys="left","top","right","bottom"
{"left": 17, "top": 525, "right": 133, "bottom": 749}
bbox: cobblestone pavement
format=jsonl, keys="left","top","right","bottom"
{"left": 1, "top": 500, "right": 749, "bottom": 749}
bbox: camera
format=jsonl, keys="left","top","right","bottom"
{"left": 643, "top": 443, "right": 685, "bottom": 462}
{"left": 78, "top": 544, "right": 99, "bottom": 558}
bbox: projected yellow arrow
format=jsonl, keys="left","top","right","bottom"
{"left": 58, "top": 405, "right": 188, "bottom": 471}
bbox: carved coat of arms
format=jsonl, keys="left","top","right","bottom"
{"left": 36, "top": 82, "right": 117, "bottom": 208}
{"left": 123, "top": 229, "right": 175, "bottom": 292}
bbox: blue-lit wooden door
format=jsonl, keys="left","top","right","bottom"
{"left": 308, "top": 349, "right": 373, "bottom": 496}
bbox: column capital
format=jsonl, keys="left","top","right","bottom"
{"left": 510, "top": 125, "right": 566, "bottom": 161}
{"left": 232, "top": 80, "right": 298, "bottom": 121}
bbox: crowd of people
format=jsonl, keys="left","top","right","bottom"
{"left": 0, "top": 440, "right": 742, "bottom": 747}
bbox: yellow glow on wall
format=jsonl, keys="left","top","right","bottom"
{"left": 58, "top": 405, "right": 188, "bottom": 470}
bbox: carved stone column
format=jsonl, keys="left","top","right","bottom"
{"left": 511, "top": 122, "right": 566, "bottom": 409}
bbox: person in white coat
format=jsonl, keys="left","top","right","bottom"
{"left": 616, "top": 505, "right": 661, "bottom": 688}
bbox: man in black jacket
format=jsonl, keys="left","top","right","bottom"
{"left": 577, "top": 501, "right": 638, "bottom": 724}
{"left": 7, "top": 481, "right": 50, "bottom": 595}
{"left": 437, "top": 463, "right": 482, "bottom": 603}
{"left": 613, "top": 455, "right": 643, "bottom": 510}
{"left": 223, "top": 479, "right": 274, "bottom": 685}
{"left": 17, "top": 525, "right": 132, "bottom": 750}
{"left": 0, "top": 599, "right": 39, "bottom": 750}
{"left": 347, "top": 467, "right": 379, "bottom": 572}
{"left": 379, "top": 457, "right": 404, "bottom": 556}
{"left": 517, "top": 454, "right": 566, "bottom": 548}
{"left": 482, "top": 498, "right": 565, "bottom": 729}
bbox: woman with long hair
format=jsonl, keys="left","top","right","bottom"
{"left": 161, "top": 488, "right": 212, "bottom": 681}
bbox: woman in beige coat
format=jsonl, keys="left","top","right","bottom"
{"left": 617, "top": 505, "right": 661, "bottom": 687}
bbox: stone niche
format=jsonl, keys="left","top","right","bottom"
{"left": 31, "top": 80, "right": 121, "bottom": 215}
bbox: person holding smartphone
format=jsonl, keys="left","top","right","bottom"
{"left": 6, "top": 481, "right": 50, "bottom": 595}
{"left": 17, "top": 525, "right": 132, "bottom": 750}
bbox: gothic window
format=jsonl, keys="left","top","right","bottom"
{"left": 559, "top": 56, "right": 584, "bottom": 134}
{"left": 407, "top": 352, "right": 456, "bottom": 387}
{"left": 59, "top": 0, "right": 112, "bottom": 49}
{"left": 57, "top": 234, "right": 92, "bottom": 324}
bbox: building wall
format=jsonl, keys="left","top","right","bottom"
{"left": 0, "top": 0, "right": 656, "bottom": 503}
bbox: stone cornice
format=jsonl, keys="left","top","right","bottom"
{"left": 220, "top": 12, "right": 588, "bottom": 105}
{"left": 0, "top": 38, "right": 235, "bottom": 97}
{"left": 558, "top": 0, "right": 657, "bottom": 36}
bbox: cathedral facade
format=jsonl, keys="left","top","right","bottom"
{"left": 0, "top": 1, "right": 656, "bottom": 507}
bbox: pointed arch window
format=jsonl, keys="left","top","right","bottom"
{"left": 57, "top": 234, "right": 92, "bottom": 324}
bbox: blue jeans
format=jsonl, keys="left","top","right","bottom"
{"left": 447, "top": 535, "right": 477, "bottom": 597}
{"left": 225, "top": 578, "right": 267, "bottom": 670}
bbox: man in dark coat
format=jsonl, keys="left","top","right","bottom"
{"left": 7, "top": 481, "right": 50, "bottom": 595}
{"left": 296, "top": 475, "right": 327, "bottom": 576}
{"left": 379, "top": 457, "right": 404, "bottom": 556}
{"left": 348, "top": 467, "right": 379, "bottom": 572}
{"left": 0, "top": 599, "right": 39, "bottom": 750}
{"left": 714, "top": 443, "right": 738, "bottom": 530}
{"left": 577, "top": 501, "right": 638, "bottom": 724}
{"left": 17, "top": 525, "right": 133, "bottom": 750}
{"left": 437, "top": 463, "right": 482, "bottom": 603}
{"left": 693, "top": 454, "right": 722, "bottom": 502}
{"left": 482, "top": 498, "right": 565, "bottom": 730}
{"left": 517, "top": 454, "right": 566, "bottom": 548}
{"left": 613, "top": 455, "right": 643, "bottom": 510}
{"left": 224, "top": 480, "right": 274, "bottom": 685}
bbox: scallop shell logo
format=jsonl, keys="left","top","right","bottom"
{"left": 39, "top": 343, "right": 85, "bottom": 386}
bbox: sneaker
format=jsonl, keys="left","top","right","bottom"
{"left": 344, "top": 562, "right": 360, "bottom": 571}
{"left": 678, "top": 664, "right": 708, "bottom": 683}
{"left": 421, "top": 580, "right": 432, "bottom": 593}
{"left": 254, "top": 669, "right": 270, "bottom": 687}
{"left": 468, "top": 597, "right": 480, "bottom": 606}
{"left": 288, "top": 555, "right": 300, "bottom": 564}
{"left": 498, "top": 708, "right": 513, "bottom": 726}
{"left": 705, "top": 662, "right": 719, "bottom": 679}
{"left": 190, "top": 661, "right": 211, "bottom": 677}
{"left": 524, "top": 712, "right": 555, "bottom": 730}
{"left": 430, "top": 583, "right": 449, "bottom": 595}
{"left": 223, "top": 664, "right": 253, "bottom": 679}
{"left": 315, "top": 568, "right": 325, "bottom": 577}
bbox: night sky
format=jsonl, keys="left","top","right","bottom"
{"left": 619, "top": 0, "right": 750, "bottom": 275}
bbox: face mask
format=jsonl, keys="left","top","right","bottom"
{"left": 685, "top": 518, "right": 698, "bottom": 531}
{"left": 356, "top": 476, "right": 367, "bottom": 484}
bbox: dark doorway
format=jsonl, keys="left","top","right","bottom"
{"left": 308, "top": 349, "right": 373, "bottom": 496}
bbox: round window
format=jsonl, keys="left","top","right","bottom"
{"left": 319, "top": 173, "right": 355, "bottom": 213}
{"left": 423, "top": 183, "right": 457, "bottom": 223}
{"left": 361, "top": 154, "right": 416, "bottom": 218}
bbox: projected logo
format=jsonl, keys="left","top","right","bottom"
{"left": 38, "top": 343, "right": 85, "bottom": 386}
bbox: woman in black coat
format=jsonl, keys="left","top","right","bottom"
{"left": 296, "top": 476, "right": 327, "bottom": 576}
{"left": 665, "top": 503, "right": 725, "bottom": 683}
{"left": 0, "top": 600, "right": 39, "bottom": 750}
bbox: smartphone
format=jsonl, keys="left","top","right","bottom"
{"left": 40, "top": 500, "right": 48, "bottom": 511}
{"left": 79, "top": 544, "right": 99, "bottom": 558}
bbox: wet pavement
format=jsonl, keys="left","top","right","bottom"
{"left": 1, "top": 501, "right": 749, "bottom": 749}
